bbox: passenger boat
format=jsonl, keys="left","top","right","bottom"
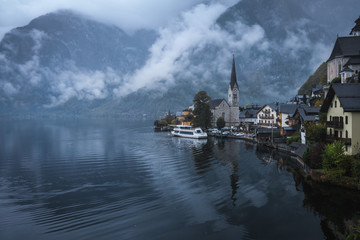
{"left": 171, "top": 125, "right": 208, "bottom": 139}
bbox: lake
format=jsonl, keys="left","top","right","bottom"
{"left": 1, "top": 119, "right": 360, "bottom": 240}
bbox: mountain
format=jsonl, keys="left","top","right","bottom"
{"left": 0, "top": 10, "right": 157, "bottom": 116}
{"left": 1, "top": 1, "right": 360, "bottom": 119}
{"left": 298, "top": 62, "right": 327, "bottom": 95}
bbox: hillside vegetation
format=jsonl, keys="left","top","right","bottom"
{"left": 298, "top": 62, "right": 327, "bottom": 95}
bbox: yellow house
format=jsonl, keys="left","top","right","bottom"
{"left": 321, "top": 83, "right": 360, "bottom": 155}
{"left": 176, "top": 108, "right": 194, "bottom": 126}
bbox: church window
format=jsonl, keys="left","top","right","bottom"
{"left": 233, "top": 93, "right": 237, "bottom": 99}
{"left": 335, "top": 101, "right": 337, "bottom": 108}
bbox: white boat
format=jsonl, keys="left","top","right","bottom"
{"left": 171, "top": 125, "right": 208, "bottom": 139}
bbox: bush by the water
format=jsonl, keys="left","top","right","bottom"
{"left": 320, "top": 141, "right": 360, "bottom": 188}
{"left": 303, "top": 142, "right": 324, "bottom": 169}
{"left": 322, "top": 141, "right": 346, "bottom": 170}
{"left": 286, "top": 132, "right": 301, "bottom": 145}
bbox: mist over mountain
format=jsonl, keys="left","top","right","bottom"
{"left": 0, "top": 0, "right": 359, "bottom": 118}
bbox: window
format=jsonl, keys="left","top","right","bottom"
{"left": 345, "top": 146, "right": 348, "bottom": 152}
{"left": 330, "top": 129, "right": 332, "bottom": 136}
{"left": 222, "top": 112, "right": 225, "bottom": 119}
{"left": 330, "top": 103, "right": 333, "bottom": 108}
{"left": 335, "top": 101, "right": 337, "bottom": 108}
{"left": 330, "top": 116, "right": 332, "bottom": 121}
{"left": 340, "top": 131, "right": 342, "bottom": 139}
{"left": 346, "top": 116, "right": 348, "bottom": 124}
{"left": 346, "top": 130, "right": 348, "bottom": 139}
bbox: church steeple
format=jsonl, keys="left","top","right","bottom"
{"left": 230, "top": 53, "right": 238, "bottom": 90}
{"left": 228, "top": 53, "right": 239, "bottom": 108}
{"left": 350, "top": 16, "right": 360, "bottom": 36}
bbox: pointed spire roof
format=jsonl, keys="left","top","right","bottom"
{"left": 350, "top": 16, "right": 360, "bottom": 35}
{"left": 230, "top": 53, "right": 238, "bottom": 90}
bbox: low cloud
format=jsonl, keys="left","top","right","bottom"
{"left": 114, "top": 3, "right": 268, "bottom": 97}
{"left": 0, "top": 0, "right": 238, "bottom": 39}
{"left": 0, "top": 1, "right": 333, "bottom": 108}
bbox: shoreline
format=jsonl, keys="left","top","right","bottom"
{"left": 210, "top": 133, "right": 360, "bottom": 191}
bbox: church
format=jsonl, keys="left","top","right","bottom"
{"left": 327, "top": 16, "right": 360, "bottom": 84}
{"left": 209, "top": 54, "right": 240, "bottom": 127}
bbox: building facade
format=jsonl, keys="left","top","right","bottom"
{"left": 321, "top": 84, "right": 360, "bottom": 155}
{"left": 257, "top": 104, "right": 278, "bottom": 128}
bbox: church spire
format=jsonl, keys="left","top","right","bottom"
{"left": 350, "top": 16, "right": 360, "bottom": 36}
{"left": 230, "top": 53, "right": 238, "bottom": 90}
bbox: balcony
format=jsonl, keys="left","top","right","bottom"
{"left": 258, "top": 122, "right": 277, "bottom": 126}
{"left": 259, "top": 115, "right": 274, "bottom": 120}
{"left": 326, "top": 121, "right": 344, "bottom": 129}
{"left": 326, "top": 136, "right": 352, "bottom": 145}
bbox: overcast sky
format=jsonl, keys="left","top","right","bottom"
{"left": 0, "top": 0, "right": 238, "bottom": 39}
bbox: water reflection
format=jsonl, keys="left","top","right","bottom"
{"left": 1, "top": 120, "right": 360, "bottom": 240}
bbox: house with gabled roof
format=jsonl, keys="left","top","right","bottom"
{"left": 278, "top": 104, "right": 300, "bottom": 136}
{"left": 320, "top": 83, "right": 360, "bottom": 155}
{"left": 256, "top": 103, "right": 278, "bottom": 128}
{"left": 292, "top": 106, "right": 320, "bottom": 144}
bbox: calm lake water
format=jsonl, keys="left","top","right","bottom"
{"left": 1, "top": 120, "right": 360, "bottom": 240}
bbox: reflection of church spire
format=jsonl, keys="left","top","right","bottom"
{"left": 230, "top": 160, "right": 239, "bottom": 207}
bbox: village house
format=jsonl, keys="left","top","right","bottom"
{"left": 320, "top": 83, "right": 360, "bottom": 155}
{"left": 292, "top": 106, "right": 320, "bottom": 144}
{"left": 256, "top": 103, "right": 278, "bottom": 128}
{"left": 239, "top": 105, "right": 260, "bottom": 131}
{"left": 176, "top": 106, "right": 194, "bottom": 126}
{"left": 210, "top": 55, "right": 240, "bottom": 127}
{"left": 278, "top": 104, "right": 299, "bottom": 136}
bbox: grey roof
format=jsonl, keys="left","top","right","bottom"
{"left": 293, "top": 144, "right": 308, "bottom": 158}
{"left": 344, "top": 57, "right": 360, "bottom": 67}
{"left": 230, "top": 55, "right": 238, "bottom": 90}
{"left": 321, "top": 83, "right": 360, "bottom": 112}
{"left": 302, "top": 106, "right": 320, "bottom": 114}
{"left": 239, "top": 109, "right": 258, "bottom": 118}
{"left": 327, "top": 36, "right": 360, "bottom": 62}
{"left": 257, "top": 103, "right": 278, "bottom": 114}
{"left": 209, "top": 99, "right": 228, "bottom": 109}
{"left": 290, "top": 142, "right": 303, "bottom": 149}
{"left": 294, "top": 106, "right": 319, "bottom": 122}
{"left": 298, "top": 108, "right": 318, "bottom": 121}
{"left": 279, "top": 104, "right": 299, "bottom": 115}
{"left": 312, "top": 86, "right": 323, "bottom": 93}
{"left": 340, "top": 66, "right": 354, "bottom": 73}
